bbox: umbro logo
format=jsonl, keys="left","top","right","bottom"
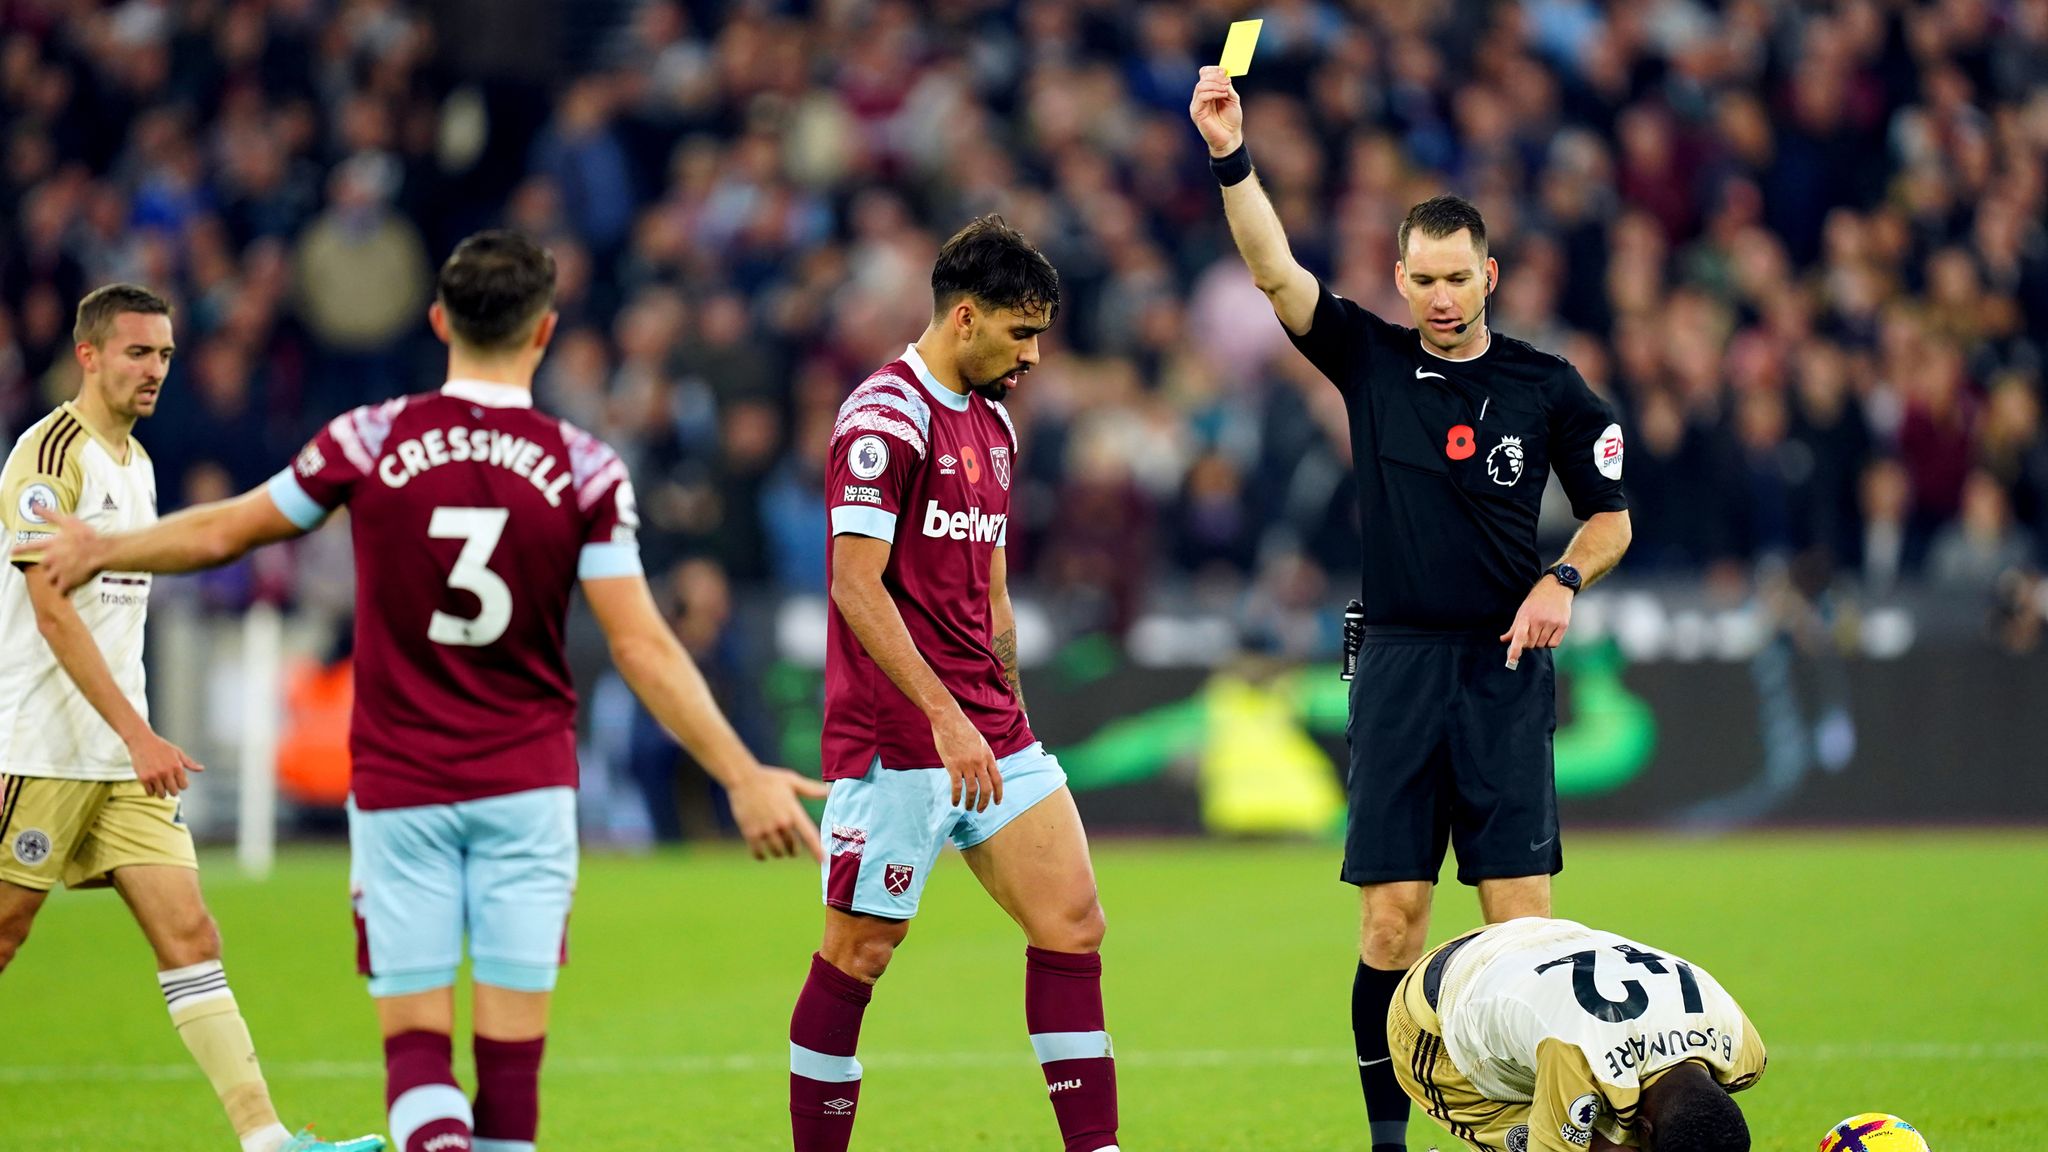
{"left": 1415, "top": 367, "right": 1446, "bottom": 380}
{"left": 938, "top": 453, "right": 958, "bottom": 475}
{"left": 823, "top": 1097, "right": 856, "bottom": 1114}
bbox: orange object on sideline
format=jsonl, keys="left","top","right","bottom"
{"left": 277, "top": 657, "right": 354, "bottom": 807}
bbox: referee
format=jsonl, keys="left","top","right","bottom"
{"left": 1191, "top": 67, "right": 1633, "bottom": 1152}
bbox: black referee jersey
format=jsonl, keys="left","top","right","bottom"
{"left": 1288, "top": 281, "right": 1628, "bottom": 634}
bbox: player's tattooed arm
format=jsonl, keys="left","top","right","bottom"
{"left": 995, "top": 626, "right": 1024, "bottom": 714}
{"left": 990, "top": 546, "right": 1024, "bottom": 713}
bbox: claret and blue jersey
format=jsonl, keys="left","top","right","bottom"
{"left": 264, "top": 378, "right": 642, "bottom": 999}
{"left": 266, "top": 378, "right": 640, "bottom": 811}
{"left": 820, "top": 344, "right": 1035, "bottom": 783}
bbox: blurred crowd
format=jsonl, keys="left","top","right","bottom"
{"left": 4, "top": 0, "right": 2047, "bottom": 642}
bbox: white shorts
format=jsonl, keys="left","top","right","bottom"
{"left": 820, "top": 741, "right": 1068, "bottom": 919}
{"left": 349, "top": 787, "right": 578, "bottom": 997}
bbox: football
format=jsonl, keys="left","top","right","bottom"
{"left": 1819, "top": 1114, "right": 1931, "bottom": 1152}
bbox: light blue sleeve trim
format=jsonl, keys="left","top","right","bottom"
{"left": 265, "top": 469, "right": 330, "bottom": 531}
{"left": 831, "top": 505, "right": 898, "bottom": 541}
{"left": 997, "top": 520, "right": 1007, "bottom": 547}
{"left": 577, "top": 540, "right": 643, "bottom": 580}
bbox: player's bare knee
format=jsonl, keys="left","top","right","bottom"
{"left": 1359, "top": 924, "right": 1425, "bottom": 969}
{"left": 162, "top": 910, "right": 223, "bottom": 968}
{"left": 1043, "top": 896, "right": 1105, "bottom": 953}
{"left": 1360, "top": 896, "right": 1429, "bottom": 967}
{"left": 1363, "top": 892, "right": 1428, "bottom": 933}
{"left": 1076, "top": 899, "right": 1107, "bottom": 952}
{"left": 844, "top": 933, "right": 900, "bottom": 982}
{"left": 824, "top": 917, "right": 908, "bottom": 983}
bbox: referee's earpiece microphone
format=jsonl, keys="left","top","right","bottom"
{"left": 1452, "top": 273, "right": 1495, "bottom": 335}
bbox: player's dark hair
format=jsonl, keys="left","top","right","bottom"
{"left": 73, "top": 283, "right": 171, "bottom": 347}
{"left": 1648, "top": 1071, "right": 1750, "bottom": 1152}
{"left": 931, "top": 214, "right": 1061, "bottom": 322}
{"left": 1398, "top": 194, "right": 1489, "bottom": 260}
{"left": 436, "top": 230, "right": 557, "bottom": 351}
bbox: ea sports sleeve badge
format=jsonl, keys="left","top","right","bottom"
{"left": 1594, "top": 424, "right": 1624, "bottom": 480}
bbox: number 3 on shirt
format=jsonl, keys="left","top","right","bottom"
{"left": 427, "top": 506, "right": 511, "bottom": 647}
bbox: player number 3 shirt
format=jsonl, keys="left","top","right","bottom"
{"left": 267, "top": 380, "right": 641, "bottom": 810}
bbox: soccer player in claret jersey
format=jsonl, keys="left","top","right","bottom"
{"left": 25, "top": 232, "right": 826, "bottom": 1152}
{"left": 788, "top": 215, "right": 1119, "bottom": 1152}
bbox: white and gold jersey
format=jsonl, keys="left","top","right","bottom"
{"left": 1433, "top": 917, "right": 1767, "bottom": 1148}
{"left": 0, "top": 403, "right": 158, "bottom": 779}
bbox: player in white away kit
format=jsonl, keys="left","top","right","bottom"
{"left": 0, "top": 285, "right": 382, "bottom": 1152}
{"left": 1390, "top": 918, "right": 1767, "bottom": 1152}
{"left": 786, "top": 217, "right": 1120, "bottom": 1152}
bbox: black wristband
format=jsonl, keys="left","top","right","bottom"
{"left": 1210, "top": 142, "right": 1253, "bottom": 187}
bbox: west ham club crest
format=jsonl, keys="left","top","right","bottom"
{"left": 990, "top": 446, "right": 1011, "bottom": 490}
{"left": 883, "top": 863, "right": 916, "bottom": 895}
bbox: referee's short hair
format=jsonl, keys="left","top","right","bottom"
{"left": 932, "top": 214, "right": 1061, "bottom": 322}
{"left": 436, "top": 230, "right": 557, "bottom": 351}
{"left": 74, "top": 284, "right": 171, "bottom": 347}
{"left": 1398, "top": 195, "right": 1489, "bottom": 260}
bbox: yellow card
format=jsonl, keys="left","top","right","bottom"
{"left": 1220, "top": 19, "right": 1263, "bottom": 77}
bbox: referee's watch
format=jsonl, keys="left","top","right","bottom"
{"left": 1544, "top": 562, "right": 1582, "bottom": 595}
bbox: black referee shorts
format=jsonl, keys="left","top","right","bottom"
{"left": 1342, "top": 627, "right": 1560, "bottom": 887}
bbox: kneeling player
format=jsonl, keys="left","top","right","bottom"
{"left": 787, "top": 217, "right": 1117, "bottom": 1152}
{"left": 1390, "top": 918, "right": 1766, "bottom": 1152}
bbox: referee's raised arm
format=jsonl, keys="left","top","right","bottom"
{"left": 1190, "top": 65, "right": 1319, "bottom": 336}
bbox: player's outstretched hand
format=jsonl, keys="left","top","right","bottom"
{"left": 1499, "top": 577, "right": 1574, "bottom": 670}
{"left": 934, "top": 709, "right": 1002, "bottom": 813}
{"left": 729, "top": 767, "right": 828, "bottom": 862}
{"left": 1189, "top": 65, "right": 1244, "bottom": 157}
{"left": 12, "top": 510, "right": 105, "bottom": 594}
{"left": 129, "top": 729, "right": 204, "bottom": 798}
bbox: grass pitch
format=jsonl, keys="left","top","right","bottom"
{"left": 2, "top": 832, "right": 2042, "bottom": 1151}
